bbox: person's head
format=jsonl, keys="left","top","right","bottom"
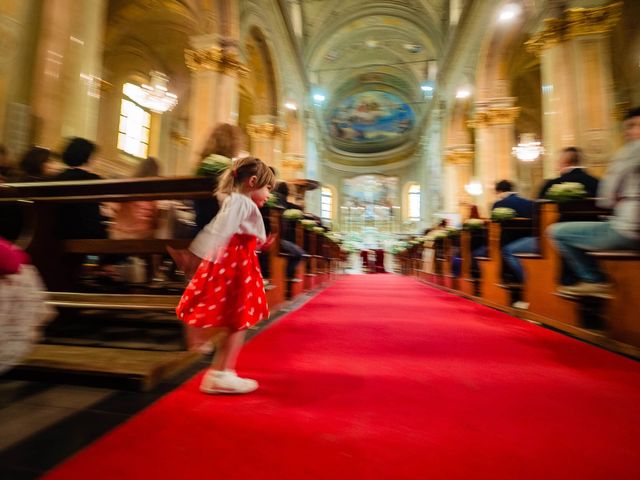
{"left": 217, "top": 156, "right": 276, "bottom": 207}
{"left": 495, "top": 180, "right": 514, "bottom": 194}
{"left": 623, "top": 107, "right": 640, "bottom": 143}
{"left": 20, "top": 146, "right": 51, "bottom": 177}
{"left": 134, "top": 156, "right": 160, "bottom": 177}
{"left": 274, "top": 181, "right": 290, "bottom": 198}
{"left": 200, "top": 123, "right": 244, "bottom": 160}
{"left": 469, "top": 204, "right": 480, "bottom": 219}
{"left": 62, "top": 137, "right": 96, "bottom": 167}
{"left": 558, "top": 146, "right": 582, "bottom": 172}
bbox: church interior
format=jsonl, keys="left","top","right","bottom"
{"left": 0, "top": 1, "right": 639, "bottom": 479}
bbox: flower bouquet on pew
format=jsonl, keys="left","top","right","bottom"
{"left": 463, "top": 218, "right": 485, "bottom": 230}
{"left": 283, "top": 208, "right": 304, "bottom": 220}
{"left": 491, "top": 207, "right": 516, "bottom": 221}
{"left": 545, "top": 182, "right": 588, "bottom": 203}
{"left": 300, "top": 219, "right": 318, "bottom": 230}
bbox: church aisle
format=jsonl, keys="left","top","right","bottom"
{"left": 43, "top": 275, "right": 640, "bottom": 480}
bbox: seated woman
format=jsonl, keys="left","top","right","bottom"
{"left": 110, "top": 157, "right": 160, "bottom": 240}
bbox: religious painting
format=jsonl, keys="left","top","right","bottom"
{"left": 343, "top": 175, "right": 398, "bottom": 220}
{"left": 327, "top": 91, "right": 414, "bottom": 153}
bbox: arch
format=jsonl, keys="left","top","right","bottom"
{"left": 243, "top": 26, "right": 278, "bottom": 116}
{"left": 402, "top": 181, "right": 421, "bottom": 221}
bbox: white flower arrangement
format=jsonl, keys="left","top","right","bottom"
{"left": 312, "top": 226, "right": 325, "bottom": 233}
{"left": 446, "top": 226, "right": 461, "bottom": 237}
{"left": 425, "top": 229, "right": 447, "bottom": 241}
{"left": 491, "top": 207, "right": 516, "bottom": 221}
{"left": 283, "top": 209, "right": 304, "bottom": 220}
{"left": 545, "top": 182, "right": 588, "bottom": 203}
{"left": 463, "top": 218, "right": 485, "bottom": 230}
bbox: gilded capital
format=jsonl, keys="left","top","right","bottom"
{"left": 184, "top": 47, "right": 249, "bottom": 77}
{"left": 246, "top": 123, "right": 287, "bottom": 139}
{"left": 525, "top": 18, "right": 565, "bottom": 56}
{"left": 445, "top": 151, "right": 474, "bottom": 166}
{"left": 467, "top": 107, "right": 519, "bottom": 128}
{"left": 565, "top": 2, "right": 622, "bottom": 39}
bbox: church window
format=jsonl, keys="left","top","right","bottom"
{"left": 118, "top": 84, "right": 151, "bottom": 159}
{"left": 408, "top": 184, "right": 421, "bottom": 220}
{"left": 321, "top": 187, "right": 333, "bottom": 220}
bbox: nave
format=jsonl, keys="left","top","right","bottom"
{"left": 39, "top": 275, "right": 640, "bottom": 480}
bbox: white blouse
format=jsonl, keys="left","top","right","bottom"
{"left": 189, "top": 192, "right": 266, "bottom": 260}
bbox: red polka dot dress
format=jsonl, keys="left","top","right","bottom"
{"left": 177, "top": 193, "right": 269, "bottom": 331}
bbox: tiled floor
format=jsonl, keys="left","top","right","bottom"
{"left": 0, "top": 292, "right": 307, "bottom": 479}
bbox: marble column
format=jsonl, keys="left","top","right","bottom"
{"left": 246, "top": 117, "right": 287, "bottom": 173}
{"left": 468, "top": 99, "right": 520, "bottom": 215}
{"left": 444, "top": 149, "right": 474, "bottom": 217}
{"left": 526, "top": 2, "right": 621, "bottom": 177}
{"left": 31, "top": 0, "right": 107, "bottom": 149}
{"left": 184, "top": 34, "right": 248, "bottom": 172}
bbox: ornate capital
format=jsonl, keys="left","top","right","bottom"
{"left": 246, "top": 123, "right": 288, "bottom": 139}
{"left": 525, "top": 3, "right": 621, "bottom": 56}
{"left": 468, "top": 107, "right": 520, "bottom": 129}
{"left": 566, "top": 2, "right": 622, "bottom": 39}
{"left": 612, "top": 101, "right": 631, "bottom": 122}
{"left": 184, "top": 47, "right": 249, "bottom": 77}
{"left": 445, "top": 151, "right": 474, "bottom": 166}
{"left": 525, "top": 18, "right": 565, "bottom": 56}
{"left": 282, "top": 154, "right": 305, "bottom": 171}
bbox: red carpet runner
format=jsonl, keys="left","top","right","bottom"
{"left": 44, "top": 275, "right": 640, "bottom": 479}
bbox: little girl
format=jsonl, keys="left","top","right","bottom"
{"left": 175, "top": 156, "right": 275, "bottom": 394}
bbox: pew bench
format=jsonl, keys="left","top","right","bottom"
{"left": 587, "top": 250, "right": 640, "bottom": 349}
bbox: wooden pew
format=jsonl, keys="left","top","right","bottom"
{"left": 459, "top": 228, "right": 484, "bottom": 298}
{"left": 0, "top": 177, "right": 221, "bottom": 389}
{"left": 518, "top": 200, "right": 606, "bottom": 329}
{"left": 477, "top": 218, "right": 532, "bottom": 310}
{"left": 588, "top": 251, "right": 640, "bottom": 350}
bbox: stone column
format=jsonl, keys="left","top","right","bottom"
{"left": 31, "top": 0, "right": 107, "bottom": 149}
{"left": 246, "top": 117, "right": 287, "bottom": 173}
{"left": 444, "top": 149, "right": 474, "bottom": 217}
{"left": 468, "top": 99, "right": 520, "bottom": 215}
{"left": 184, "top": 34, "right": 248, "bottom": 172}
{"left": 526, "top": 2, "right": 621, "bottom": 177}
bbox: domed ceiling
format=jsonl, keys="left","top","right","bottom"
{"left": 301, "top": 1, "right": 447, "bottom": 166}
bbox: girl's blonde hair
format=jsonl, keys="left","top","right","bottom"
{"left": 217, "top": 156, "right": 276, "bottom": 196}
{"left": 200, "top": 123, "right": 243, "bottom": 160}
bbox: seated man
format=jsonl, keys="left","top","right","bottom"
{"left": 273, "top": 181, "right": 306, "bottom": 281}
{"left": 549, "top": 107, "right": 640, "bottom": 296}
{"left": 502, "top": 147, "right": 600, "bottom": 286}
{"left": 471, "top": 180, "right": 532, "bottom": 279}
{"left": 53, "top": 138, "right": 107, "bottom": 239}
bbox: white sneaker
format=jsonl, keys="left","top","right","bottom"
{"left": 512, "top": 301, "right": 530, "bottom": 310}
{"left": 199, "top": 370, "right": 258, "bottom": 394}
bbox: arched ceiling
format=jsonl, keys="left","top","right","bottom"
{"left": 300, "top": 0, "right": 447, "bottom": 161}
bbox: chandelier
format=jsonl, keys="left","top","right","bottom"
{"left": 512, "top": 133, "right": 544, "bottom": 162}
{"left": 123, "top": 71, "right": 178, "bottom": 113}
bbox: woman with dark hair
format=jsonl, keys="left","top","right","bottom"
{"left": 17, "top": 146, "right": 52, "bottom": 182}
{"left": 194, "top": 124, "right": 244, "bottom": 232}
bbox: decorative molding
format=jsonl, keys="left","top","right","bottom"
{"left": 246, "top": 123, "right": 287, "bottom": 139}
{"left": 467, "top": 107, "right": 520, "bottom": 128}
{"left": 525, "top": 3, "right": 621, "bottom": 56}
{"left": 612, "top": 101, "right": 631, "bottom": 122}
{"left": 282, "top": 153, "right": 305, "bottom": 170}
{"left": 184, "top": 47, "right": 249, "bottom": 77}
{"left": 525, "top": 18, "right": 565, "bottom": 56}
{"left": 170, "top": 131, "right": 190, "bottom": 146}
{"left": 445, "top": 150, "right": 474, "bottom": 165}
{"left": 565, "top": 2, "right": 622, "bottom": 39}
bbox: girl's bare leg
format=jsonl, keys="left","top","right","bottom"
{"left": 211, "top": 329, "right": 246, "bottom": 372}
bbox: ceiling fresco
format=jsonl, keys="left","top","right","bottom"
{"left": 327, "top": 90, "right": 415, "bottom": 154}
